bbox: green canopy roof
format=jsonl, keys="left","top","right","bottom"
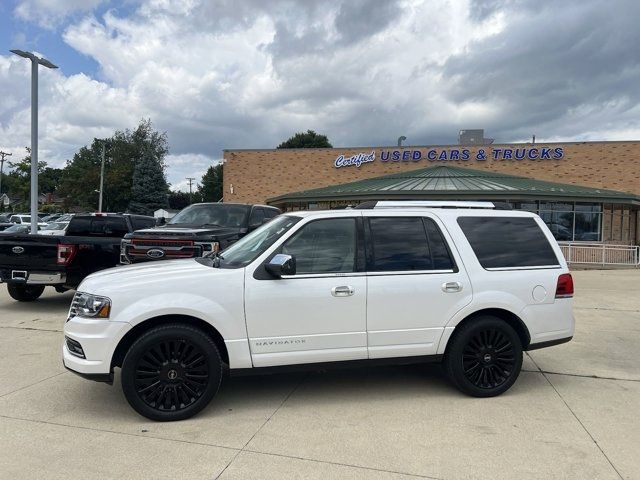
{"left": 268, "top": 165, "right": 640, "bottom": 206}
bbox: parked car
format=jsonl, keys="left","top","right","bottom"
{"left": 41, "top": 214, "right": 63, "bottom": 223}
{"left": 120, "top": 203, "right": 280, "bottom": 264}
{"left": 39, "top": 221, "right": 70, "bottom": 236}
{"left": 0, "top": 224, "right": 42, "bottom": 234}
{"left": 0, "top": 214, "right": 13, "bottom": 231}
{"left": 0, "top": 213, "right": 156, "bottom": 301}
{"left": 63, "top": 201, "right": 574, "bottom": 421}
{"left": 9, "top": 214, "right": 47, "bottom": 228}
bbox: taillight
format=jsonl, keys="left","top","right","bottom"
{"left": 57, "top": 244, "right": 77, "bottom": 266}
{"left": 555, "top": 273, "right": 574, "bottom": 298}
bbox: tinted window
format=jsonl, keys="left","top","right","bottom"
{"left": 66, "top": 217, "right": 92, "bottom": 236}
{"left": 368, "top": 217, "right": 433, "bottom": 271}
{"left": 424, "top": 218, "right": 455, "bottom": 270}
{"left": 264, "top": 208, "right": 279, "bottom": 219}
{"left": 91, "top": 217, "right": 129, "bottom": 237}
{"left": 132, "top": 216, "right": 156, "bottom": 230}
{"left": 457, "top": 216, "right": 559, "bottom": 269}
{"left": 249, "top": 208, "right": 265, "bottom": 226}
{"left": 282, "top": 218, "right": 356, "bottom": 274}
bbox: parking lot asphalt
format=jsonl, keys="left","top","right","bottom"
{"left": 0, "top": 269, "right": 638, "bottom": 479}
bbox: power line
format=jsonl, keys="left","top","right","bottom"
{"left": 186, "top": 177, "right": 196, "bottom": 195}
{"left": 0, "top": 151, "right": 13, "bottom": 198}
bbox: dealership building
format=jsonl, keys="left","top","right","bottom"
{"left": 223, "top": 140, "right": 640, "bottom": 245}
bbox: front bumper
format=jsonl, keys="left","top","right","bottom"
{"left": 62, "top": 316, "right": 131, "bottom": 380}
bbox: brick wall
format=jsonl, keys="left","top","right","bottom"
{"left": 223, "top": 141, "right": 640, "bottom": 205}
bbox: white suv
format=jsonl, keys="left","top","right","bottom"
{"left": 63, "top": 201, "right": 574, "bottom": 421}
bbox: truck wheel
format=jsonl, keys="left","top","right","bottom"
{"left": 444, "top": 316, "right": 523, "bottom": 397}
{"left": 7, "top": 284, "right": 45, "bottom": 302}
{"left": 121, "top": 324, "right": 223, "bottom": 421}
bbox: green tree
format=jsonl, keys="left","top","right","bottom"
{"left": 58, "top": 119, "right": 169, "bottom": 212}
{"left": 3, "top": 148, "right": 62, "bottom": 206}
{"left": 198, "top": 163, "right": 223, "bottom": 202}
{"left": 128, "top": 146, "right": 169, "bottom": 215}
{"left": 277, "top": 130, "right": 332, "bottom": 149}
{"left": 168, "top": 191, "right": 200, "bottom": 209}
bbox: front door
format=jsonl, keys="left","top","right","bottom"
{"left": 244, "top": 216, "right": 367, "bottom": 367}
{"left": 364, "top": 214, "right": 472, "bottom": 359}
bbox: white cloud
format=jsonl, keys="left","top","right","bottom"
{"left": 1, "top": 0, "right": 639, "bottom": 193}
{"left": 14, "top": 0, "right": 105, "bottom": 29}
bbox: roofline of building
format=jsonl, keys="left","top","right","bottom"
{"left": 224, "top": 139, "right": 640, "bottom": 153}
{"left": 267, "top": 191, "right": 640, "bottom": 206}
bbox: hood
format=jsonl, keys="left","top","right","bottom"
{"left": 128, "top": 225, "right": 244, "bottom": 239}
{"left": 78, "top": 258, "right": 239, "bottom": 295}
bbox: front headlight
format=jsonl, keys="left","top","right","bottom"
{"left": 72, "top": 292, "right": 111, "bottom": 319}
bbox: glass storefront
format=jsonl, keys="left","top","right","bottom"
{"left": 279, "top": 199, "right": 637, "bottom": 245}
{"left": 509, "top": 201, "right": 602, "bottom": 242}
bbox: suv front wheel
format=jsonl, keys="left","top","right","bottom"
{"left": 444, "top": 316, "right": 523, "bottom": 397}
{"left": 121, "top": 324, "right": 223, "bottom": 421}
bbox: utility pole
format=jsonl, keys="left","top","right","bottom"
{"left": 10, "top": 49, "right": 58, "bottom": 234}
{"left": 186, "top": 177, "right": 195, "bottom": 203}
{"left": 98, "top": 143, "right": 106, "bottom": 212}
{"left": 0, "top": 151, "right": 12, "bottom": 201}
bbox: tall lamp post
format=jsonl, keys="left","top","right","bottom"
{"left": 10, "top": 49, "right": 58, "bottom": 234}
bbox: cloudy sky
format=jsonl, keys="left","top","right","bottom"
{"left": 1, "top": 0, "right": 639, "bottom": 191}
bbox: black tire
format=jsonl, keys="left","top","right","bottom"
{"left": 444, "top": 316, "right": 523, "bottom": 397}
{"left": 7, "top": 284, "right": 45, "bottom": 302}
{"left": 121, "top": 324, "right": 223, "bottom": 421}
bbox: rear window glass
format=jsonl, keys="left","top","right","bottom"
{"left": 457, "top": 217, "right": 559, "bottom": 269}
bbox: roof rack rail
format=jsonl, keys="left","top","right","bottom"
{"left": 356, "top": 201, "right": 497, "bottom": 210}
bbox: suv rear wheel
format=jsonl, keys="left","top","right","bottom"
{"left": 444, "top": 316, "right": 523, "bottom": 397}
{"left": 7, "top": 284, "right": 45, "bottom": 302}
{"left": 121, "top": 324, "right": 223, "bottom": 421}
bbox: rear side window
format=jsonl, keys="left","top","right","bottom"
{"left": 92, "top": 217, "right": 129, "bottom": 237}
{"left": 66, "top": 217, "right": 91, "bottom": 236}
{"left": 132, "top": 216, "right": 156, "bottom": 230}
{"left": 367, "top": 217, "right": 454, "bottom": 271}
{"left": 67, "top": 217, "right": 129, "bottom": 237}
{"left": 457, "top": 216, "right": 559, "bottom": 269}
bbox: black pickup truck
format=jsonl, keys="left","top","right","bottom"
{"left": 0, "top": 213, "right": 156, "bottom": 301}
{"left": 120, "top": 203, "right": 280, "bottom": 264}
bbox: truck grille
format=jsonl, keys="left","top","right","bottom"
{"left": 132, "top": 238, "right": 194, "bottom": 248}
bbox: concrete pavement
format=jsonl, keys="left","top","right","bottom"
{"left": 0, "top": 270, "right": 638, "bottom": 479}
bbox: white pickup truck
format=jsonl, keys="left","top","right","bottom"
{"left": 63, "top": 201, "right": 574, "bottom": 421}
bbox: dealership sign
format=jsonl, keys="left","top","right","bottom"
{"left": 334, "top": 147, "right": 564, "bottom": 168}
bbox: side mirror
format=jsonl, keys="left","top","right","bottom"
{"left": 265, "top": 254, "right": 296, "bottom": 277}
{"left": 156, "top": 217, "right": 166, "bottom": 226}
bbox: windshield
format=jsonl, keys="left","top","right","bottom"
{"left": 168, "top": 204, "right": 250, "bottom": 228}
{"left": 218, "top": 215, "right": 301, "bottom": 268}
{"left": 3, "top": 225, "right": 29, "bottom": 233}
{"left": 43, "top": 222, "right": 67, "bottom": 230}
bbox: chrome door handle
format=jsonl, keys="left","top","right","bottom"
{"left": 332, "top": 285, "right": 355, "bottom": 297}
{"left": 442, "top": 281, "right": 462, "bottom": 293}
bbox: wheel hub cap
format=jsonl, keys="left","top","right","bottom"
{"left": 462, "top": 328, "right": 516, "bottom": 389}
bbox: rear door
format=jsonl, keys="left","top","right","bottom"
{"left": 364, "top": 213, "right": 472, "bottom": 359}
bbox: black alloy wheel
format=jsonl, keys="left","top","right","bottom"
{"left": 462, "top": 328, "right": 515, "bottom": 389}
{"left": 444, "top": 316, "right": 523, "bottom": 397}
{"left": 121, "top": 324, "right": 222, "bottom": 421}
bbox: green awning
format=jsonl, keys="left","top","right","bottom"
{"left": 268, "top": 165, "right": 640, "bottom": 206}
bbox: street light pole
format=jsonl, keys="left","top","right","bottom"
{"left": 98, "top": 143, "right": 105, "bottom": 212}
{"left": 10, "top": 49, "right": 58, "bottom": 234}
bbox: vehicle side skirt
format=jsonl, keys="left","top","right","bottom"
{"left": 229, "top": 354, "right": 443, "bottom": 377}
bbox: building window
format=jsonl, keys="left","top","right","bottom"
{"left": 510, "top": 201, "right": 603, "bottom": 242}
